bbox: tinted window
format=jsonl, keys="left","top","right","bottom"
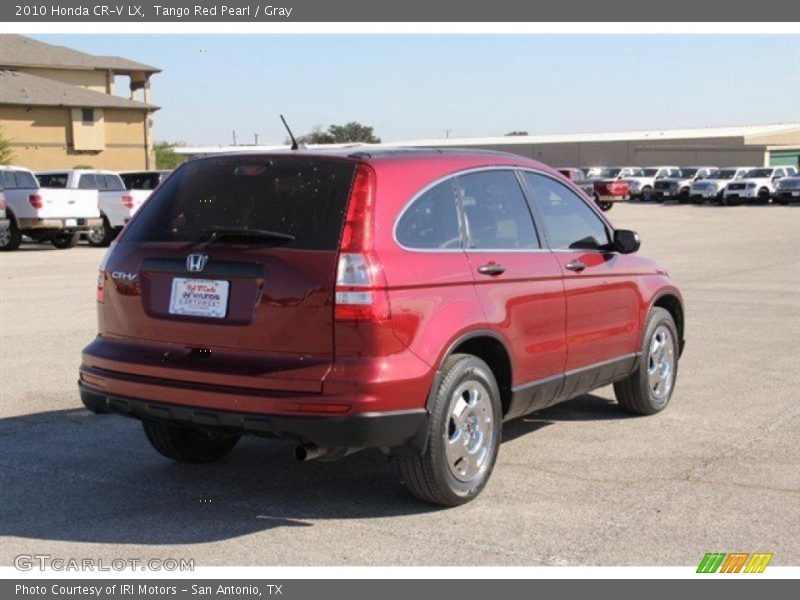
{"left": 99, "top": 174, "right": 125, "bottom": 191}
{"left": 455, "top": 170, "right": 539, "bottom": 250}
{"left": 122, "top": 172, "right": 163, "bottom": 190}
{"left": 11, "top": 170, "right": 38, "bottom": 189}
{"left": 37, "top": 173, "right": 68, "bottom": 188}
{"left": 122, "top": 156, "right": 356, "bottom": 251}
{"left": 396, "top": 179, "right": 461, "bottom": 249}
{"left": 523, "top": 172, "right": 610, "bottom": 250}
{"left": 78, "top": 174, "right": 98, "bottom": 189}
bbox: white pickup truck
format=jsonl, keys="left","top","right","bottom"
{"left": 722, "top": 166, "right": 799, "bottom": 205}
{"left": 0, "top": 166, "right": 101, "bottom": 251}
{"left": 36, "top": 169, "right": 137, "bottom": 247}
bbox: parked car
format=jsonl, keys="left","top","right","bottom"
{"left": 722, "top": 166, "right": 798, "bottom": 205}
{"left": 773, "top": 175, "right": 800, "bottom": 205}
{"left": 0, "top": 186, "right": 9, "bottom": 245}
{"left": 36, "top": 169, "right": 136, "bottom": 247}
{"left": 585, "top": 167, "right": 640, "bottom": 210}
{"left": 652, "top": 166, "right": 717, "bottom": 203}
{"left": 593, "top": 179, "right": 630, "bottom": 211}
{"left": 79, "top": 149, "right": 685, "bottom": 506}
{"left": 688, "top": 167, "right": 754, "bottom": 204}
{"left": 624, "top": 167, "right": 680, "bottom": 201}
{"left": 0, "top": 166, "right": 101, "bottom": 250}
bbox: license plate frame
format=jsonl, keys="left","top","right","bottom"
{"left": 169, "top": 277, "right": 230, "bottom": 319}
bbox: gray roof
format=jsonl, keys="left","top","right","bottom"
{"left": 0, "top": 70, "right": 159, "bottom": 111}
{"left": 0, "top": 34, "right": 160, "bottom": 73}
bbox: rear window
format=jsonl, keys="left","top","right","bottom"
{"left": 122, "top": 156, "right": 357, "bottom": 251}
{"left": 37, "top": 173, "right": 68, "bottom": 188}
{"left": 122, "top": 172, "right": 164, "bottom": 190}
{"left": 98, "top": 174, "right": 125, "bottom": 191}
{"left": 78, "top": 174, "right": 98, "bottom": 189}
{"left": 3, "top": 170, "right": 38, "bottom": 189}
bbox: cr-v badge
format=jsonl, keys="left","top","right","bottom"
{"left": 186, "top": 254, "right": 209, "bottom": 273}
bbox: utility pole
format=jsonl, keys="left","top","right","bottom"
{"left": 444, "top": 128, "right": 453, "bottom": 139}
{"left": 254, "top": 133, "right": 259, "bottom": 145}
{"left": 232, "top": 130, "right": 237, "bottom": 145}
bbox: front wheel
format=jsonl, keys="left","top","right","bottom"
{"left": 399, "top": 354, "right": 502, "bottom": 506}
{"left": 614, "top": 307, "right": 679, "bottom": 415}
{"left": 50, "top": 232, "right": 79, "bottom": 249}
{"left": 143, "top": 421, "right": 240, "bottom": 463}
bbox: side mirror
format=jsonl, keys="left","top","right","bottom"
{"left": 613, "top": 229, "right": 640, "bottom": 254}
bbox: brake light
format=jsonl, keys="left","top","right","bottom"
{"left": 96, "top": 271, "right": 105, "bottom": 303}
{"left": 334, "top": 164, "right": 389, "bottom": 321}
{"left": 28, "top": 194, "right": 43, "bottom": 209}
{"left": 121, "top": 195, "right": 134, "bottom": 210}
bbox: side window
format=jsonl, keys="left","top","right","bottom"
{"left": 2, "top": 171, "right": 17, "bottom": 188}
{"left": 455, "top": 170, "right": 539, "bottom": 250}
{"left": 523, "top": 172, "right": 611, "bottom": 250}
{"left": 78, "top": 174, "right": 98, "bottom": 190}
{"left": 395, "top": 179, "right": 461, "bottom": 250}
{"left": 15, "top": 171, "right": 37, "bottom": 189}
{"left": 106, "top": 175, "right": 125, "bottom": 191}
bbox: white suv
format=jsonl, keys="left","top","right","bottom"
{"left": 722, "top": 166, "right": 798, "bottom": 205}
{"left": 689, "top": 167, "right": 754, "bottom": 204}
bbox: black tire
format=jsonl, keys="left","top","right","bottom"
{"left": 50, "top": 232, "right": 79, "bottom": 249}
{"left": 87, "top": 216, "right": 115, "bottom": 247}
{"left": 724, "top": 195, "right": 740, "bottom": 206}
{"left": 614, "top": 307, "right": 679, "bottom": 416}
{"left": 597, "top": 201, "right": 613, "bottom": 212}
{"left": 775, "top": 197, "right": 789, "bottom": 206}
{"left": 399, "top": 354, "right": 502, "bottom": 506}
{"left": 142, "top": 420, "right": 240, "bottom": 463}
{"left": 757, "top": 188, "right": 771, "bottom": 205}
{"left": 641, "top": 186, "right": 652, "bottom": 202}
{"left": 0, "top": 220, "right": 22, "bottom": 251}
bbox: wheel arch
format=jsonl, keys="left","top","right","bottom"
{"left": 650, "top": 291, "right": 685, "bottom": 355}
{"left": 427, "top": 329, "right": 514, "bottom": 417}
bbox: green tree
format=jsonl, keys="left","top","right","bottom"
{"left": 0, "top": 127, "right": 14, "bottom": 165}
{"left": 154, "top": 141, "right": 187, "bottom": 170}
{"left": 505, "top": 131, "right": 529, "bottom": 137}
{"left": 297, "top": 122, "right": 381, "bottom": 145}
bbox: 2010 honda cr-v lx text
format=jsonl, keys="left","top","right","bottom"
{"left": 79, "top": 148, "right": 685, "bottom": 506}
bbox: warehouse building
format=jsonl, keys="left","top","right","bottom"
{"left": 177, "top": 123, "right": 800, "bottom": 169}
{"left": 0, "top": 34, "right": 160, "bottom": 170}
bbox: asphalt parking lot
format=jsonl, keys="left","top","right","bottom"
{"left": 1, "top": 202, "right": 799, "bottom": 567}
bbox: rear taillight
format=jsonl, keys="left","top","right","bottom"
{"left": 96, "top": 271, "right": 105, "bottom": 303}
{"left": 334, "top": 164, "right": 390, "bottom": 321}
{"left": 121, "top": 195, "right": 134, "bottom": 210}
{"left": 0, "top": 196, "right": 6, "bottom": 210}
{"left": 28, "top": 194, "right": 43, "bottom": 209}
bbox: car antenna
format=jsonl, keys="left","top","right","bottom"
{"left": 280, "top": 114, "right": 300, "bottom": 150}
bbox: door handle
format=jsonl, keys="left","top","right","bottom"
{"left": 565, "top": 260, "right": 586, "bottom": 272}
{"left": 477, "top": 263, "right": 505, "bottom": 276}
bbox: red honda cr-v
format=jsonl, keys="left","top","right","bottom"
{"left": 79, "top": 149, "right": 684, "bottom": 506}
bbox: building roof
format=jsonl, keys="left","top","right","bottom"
{"left": 0, "top": 34, "right": 160, "bottom": 74}
{"left": 175, "top": 123, "right": 800, "bottom": 156}
{"left": 0, "top": 69, "right": 159, "bottom": 111}
{"left": 390, "top": 123, "right": 800, "bottom": 147}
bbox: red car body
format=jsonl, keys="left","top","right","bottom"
{"left": 80, "top": 149, "right": 683, "bottom": 458}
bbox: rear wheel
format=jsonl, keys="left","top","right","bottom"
{"left": 399, "top": 354, "right": 502, "bottom": 506}
{"left": 614, "top": 307, "right": 679, "bottom": 415}
{"left": 757, "top": 188, "right": 771, "bottom": 205}
{"left": 143, "top": 421, "right": 240, "bottom": 463}
{"left": 597, "top": 201, "right": 613, "bottom": 212}
{"left": 87, "top": 216, "right": 114, "bottom": 247}
{"left": 0, "top": 221, "right": 22, "bottom": 251}
{"left": 641, "top": 186, "right": 652, "bottom": 202}
{"left": 50, "top": 232, "right": 79, "bottom": 249}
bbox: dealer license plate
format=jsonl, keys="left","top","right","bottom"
{"left": 169, "top": 278, "right": 229, "bottom": 319}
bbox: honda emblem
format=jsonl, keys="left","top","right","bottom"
{"left": 186, "top": 253, "right": 209, "bottom": 273}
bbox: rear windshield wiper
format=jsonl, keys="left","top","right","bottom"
{"left": 193, "top": 227, "right": 296, "bottom": 245}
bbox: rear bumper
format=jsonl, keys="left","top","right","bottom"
{"left": 79, "top": 380, "right": 428, "bottom": 450}
{"left": 19, "top": 217, "right": 102, "bottom": 231}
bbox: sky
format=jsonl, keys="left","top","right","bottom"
{"left": 36, "top": 34, "right": 800, "bottom": 146}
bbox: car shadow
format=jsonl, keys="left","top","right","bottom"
{"left": 0, "top": 393, "right": 629, "bottom": 547}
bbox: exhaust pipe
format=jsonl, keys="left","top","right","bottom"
{"left": 294, "top": 444, "right": 363, "bottom": 462}
{"left": 294, "top": 444, "right": 326, "bottom": 462}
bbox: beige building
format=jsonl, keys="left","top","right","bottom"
{"left": 0, "top": 35, "right": 160, "bottom": 170}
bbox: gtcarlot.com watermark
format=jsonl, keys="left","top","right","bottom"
{"left": 14, "top": 554, "right": 194, "bottom": 572}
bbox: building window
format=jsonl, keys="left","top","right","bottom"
{"left": 81, "top": 108, "right": 95, "bottom": 124}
